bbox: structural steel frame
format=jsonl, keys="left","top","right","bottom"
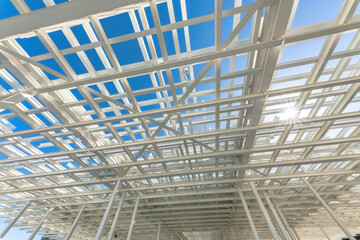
{"left": 0, "top": 0, "right": 359, "bottom": 239}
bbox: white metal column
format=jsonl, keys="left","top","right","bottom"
{"left": 127, "top": 196, "right": 140, "bottom": 240}
{"left": 249, "top": 182, "right": 280, "bottom": 240}
{"left": 263, "top": 192, "right": 291, "bottom": 240}
{"left": 320, "top": 226, "right": 331, "bottom": 240}
{"left": 156, "top": 221, "right": 161, "bottom": 240}
{"left": 28, "top": 205, "right": 55, "bottom": 240}
{"left": 0, "top": 202, "right": 31, "bottom": 239}
{"left": 292, "top": 228, "right": 301, "bottom": 240}
{"left": 302, "top": 178, "right": 355, "bottom": 240}
{"left": 238, "top": 188, "right": 260, "bottom": 240}
{"left": 107, "top": 193, "right": 126, "bottom": 240}
{"left": 65, "top": 205, "right": 86, "bottom": 240}
{"left": 272, "top": 200, "right": 298, "bottom": 240}
{"left": 94, "top": 180, "right": 122, "bottom": 240}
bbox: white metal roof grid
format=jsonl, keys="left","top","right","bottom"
{"left": 0, "top": 0, "right": 359, "bottom": 239}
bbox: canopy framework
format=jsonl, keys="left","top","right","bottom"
{"left": 0, "top": 0, "right": 359, "bottom": 240}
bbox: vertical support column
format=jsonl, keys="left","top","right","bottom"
{"left": 263, "top": 192, "right": 290, "bottom": 240}
{"left": 28, "top": 205, "right": 55, "bottom": 240}
{"left": 272, "top": 200, "right": 298, "bottom": 240}
{"left": 107, "top": 193, "right": 126, "bottom": 240}
{"left": 237, "top": 189, "right": 260, "bottom": 240}
{"left": 156, "top": 221, "right": 161, "bottom": 240}
{"left": 249, "top": 182, "right": 280, "bottom": 240}
{"left": 94, "top": 180, "right": 122, "bottom": 240}
{"left": 127, "top": 195, "right": 140, "bottom": 240}
{"left": 319, "top": 226, "right": 331, "bottom": 240}
{"left": 302, "top": 178, "right": 355, "bottom": 240}
{"left": 0, "top": 202, "right": 31, "bottom": 239}
{"left": 65, "top": 205, "right": 86, "bottom": 240}
{"left": 214, "top": 0, "right": 222, "bottom": 51}
{"left": 292, "top": 228, "right": 301, "bottom": 240}
{"left": 230, "top": 223, "right": 236, "bottom": 240}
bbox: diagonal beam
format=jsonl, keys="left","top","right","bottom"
{"left": 302, "top": 178, "right": 356, "bottom": 240}
{"left": 127, "top": 196, "right": 140, "bottom": 240}
{"left": 263, "top": 192, "right": 290, "bottom": 240}
{"left": 238, "top": 189, "right": 260, "bottom": 240}
{"left": 249, "top": 182, "right": 279, "bottom": 240}
{"left": 64, "top": 205, "right": 86, "bottom": 240}
{"left": 133, "top": 0, "right": 269, "bottom": 149}
{"left": 28, "top": 205, "right": 55, "bottom": 240}
{"left": 0, "top": 43, "right": 180, "bottom": 139}
{"left": 0, "top": 202, "right": 31, "bottom": 239}
{"left": 94, "top": 180, "right": 122, "bottom": 240}
{"left": 107, "top": 193, "right": 126, "bottom": 240}
{"left": 272, "top": 200, "right": 298, "bottom": 240}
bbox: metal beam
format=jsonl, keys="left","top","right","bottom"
{"left": 28, "top": 205, "right": 55, "bottom": 240}
{"left": 249, "top": 182, "right": 280, "bottom": 240}
{"left": 0, "top": 73, "right": 359, "bottom": 141}
{"left": 0, "top": 202, "right": 31, "bottom": 239}
{"left": 302, "top": 178, "right": 355, "bottom": 240}
{"left": 292, "top": 228, "right": 301, "bottom": 240}
{"left": 94, "top": 180, "right": 122, "bottom": 240}
{"left": 107, "top": 193, "right": 126, "bottom": 240}
{"left": 272, "top": 200, "right": 298, "bottom": 240}
{"left": 0, "top": 0, "right": 359, "bottom": 238}
{"left": 319, "top": 226, "right": 331, "bottom": 240}
{"left": 238, "top": 189, "right": 260, "bottom": 240}
{"left": 127, "top": 196, "right": 140, "bottom": 240}
{"left": 263, "top": 192, "right": 291, "bottom": 240}
{"left": 64, "top": 205, "right": 86, "bottom": 240}
{"left": 156, "top": 221, "right": 161, "bottom": 240}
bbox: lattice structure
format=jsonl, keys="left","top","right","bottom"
{"left": 0, "top": 0, "right": 359, "bottom": 239}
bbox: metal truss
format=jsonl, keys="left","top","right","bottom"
{"left": 0, "top": 0, "right": 359, "bottom": 239}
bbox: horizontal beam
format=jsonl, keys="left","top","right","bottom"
{"left": 0, "top": 73, "right": 358, "bottom": 141}
{"left": 1, "top": 187, "right": 353, "bottom": 205}
{"left": 0, "top": 167, "right": 357, "bottom": 195}
{"left": 0, "top": 18, "right": 358, "bottom": 103}
{"left": 0, "top": 0, "right": 146, "bottom": 40}
{"left": 1, "top": 148, "right": 360, "bottom": 183}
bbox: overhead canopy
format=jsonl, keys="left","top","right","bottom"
{"left": 0, "top": 0, "right": 359, "bottom": 239}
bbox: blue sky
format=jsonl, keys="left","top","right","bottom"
{"left": 0, "top": 219, "right": 41, "bottom": 240}
{"left": 0, "top": 0, "right": 356, "bottom": 238}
